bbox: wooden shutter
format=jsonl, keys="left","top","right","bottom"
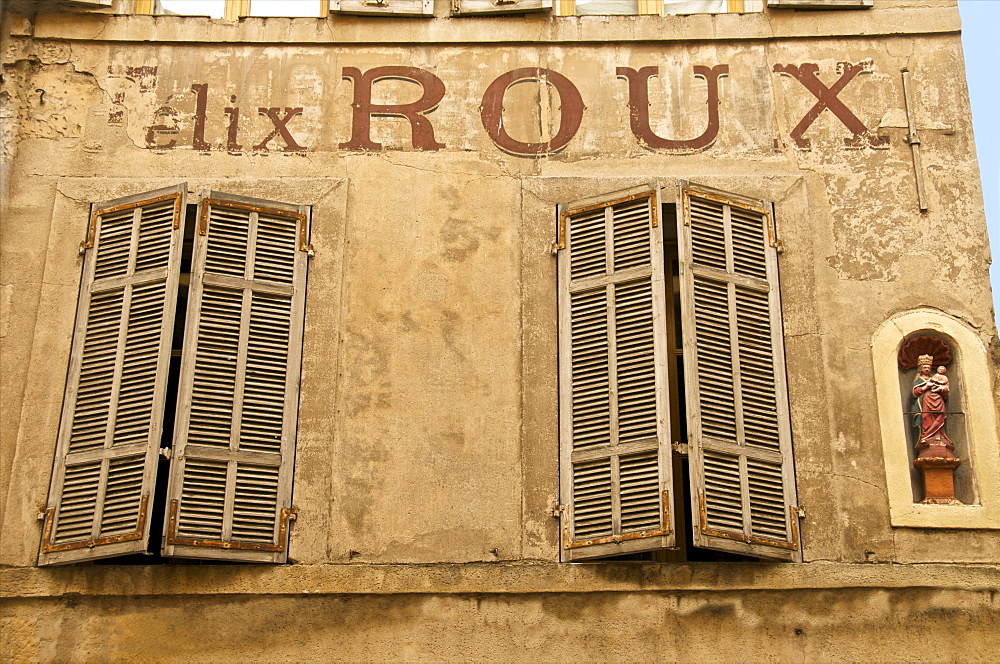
{"left": 767, "top": 0, "right": 871, "bottom": 8}
{"left": 678, "top": 183, "right": 800, "bottom": 561}
{"left": 39, "top": 185, "right": 186, "bottom": 566}
{"left": 557, "top": 184, "right": 675, "bottom": 560}
{"left": 451, "top": 0, "right": 551, "bottom": 15}
{"left": 330, "top": 0, "right": 433, "bottom": 16}
{"left": 162, "top": 191, "right": 309, "bottom": 563}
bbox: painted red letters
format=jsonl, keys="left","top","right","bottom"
{"left": 255, "top": 107, "right": 306, "bottom": 152}
{"left": 617, "top": 65, "right": 729, "bottom": 151}
{"left": 145, "top": 63, "right": 896, "bottom": 156}
{"left": 480, "top": 68, "right": 584, "bottom": 156}
{"left": 339, "top": 66, "right": 446, "bottom": 151}
{"left": 773, "top": 61, "right": 888, "bottom": 149}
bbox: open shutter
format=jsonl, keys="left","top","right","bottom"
{"left": 767, "top": 0, "right": 871, "bottom": 8}
{"left": 451, "top": 0, "right": 551, "bottom": 16}
{"left": 162, "top": 191, "right": 308, "bottom": 562}
{"left": 330, "top": 0, "right": 433, "bottom": 16}
{"left": 558, "top": 184, "right": 675, "bottom": 561}
{"left": 39, "top": 185, "right": 186, "bottom": 566}
{"left": 678, "top": 183, "right": 800, "bottom": 561}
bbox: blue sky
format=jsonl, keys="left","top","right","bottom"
{"left": 959, "top": 0, "right": 999, "bottom": 322}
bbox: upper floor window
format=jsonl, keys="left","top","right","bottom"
{"left": 570, "top": 0, "right": 762, "bottom": 16}
{"left": 138, "top": 0, "right": 327, "bottom": 18}
{"left": 127, "top": 0, "right": 867, "bottom": 18}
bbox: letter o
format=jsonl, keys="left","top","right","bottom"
{"left": 480, "top": 68, "right": 584, "bottom": 156}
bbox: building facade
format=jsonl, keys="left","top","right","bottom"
{"left": 1, "top": 0, "right": 998, "bottom": 659}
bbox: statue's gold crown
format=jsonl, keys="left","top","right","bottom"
{"left": 917, "top": 354, "right": 934, "bottom": 366}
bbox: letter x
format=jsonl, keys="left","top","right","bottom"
{"left": 773, "top": 62, "right": 887, "bottom": 149}
{"left": 254, "top": 107, "right": 305, "bottom": 152}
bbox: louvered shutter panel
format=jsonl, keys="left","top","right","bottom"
{"left": 162, "top": 191, "right": 308, "bottom": 562}
{"left": 330, "top": 0, "right": 433, "bottom": 16}
{"left": 39, "top": 185, "right": 186, "bottom": 566}
{"left": 558, "top": 185, "right": 675, "bottom": 561}
{"left": 767, "top": 1, "right": 872, "bottom": 8}
{"left": 451, "top": 0, "right": 552, "bottom": 15}
{"left": 678, "top": 183, "right": 800, "bottom": 561}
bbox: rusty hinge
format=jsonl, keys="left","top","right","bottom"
{"left": 82, "top": 193, "right": 182, "bottom": 253}
{"left": 551, "top": 213, "right": 567, "bottom": 254}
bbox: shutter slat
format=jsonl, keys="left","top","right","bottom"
{"left": 572, "top": 459, "right": 614, "bottom": 539}
{"left": 176, "top": 459, "right": 228, "bottom": 539}
{"left": 570, "top": 210, "right": 608, "bottom": 281}
{"left": 93, "top": 210, "right": 135, "bottom": 281}
{"left": 231, "top": 464, "right": 281, "bottom": 542}
{"left": 613, "top": 200, "right": 652, "bottom": 272}
{"left": 619, "top": 452, "right": 660, "bottom": 532}
{"left": 615, "top": 279, "right": 657, "bottom": 444}
{"left": 571, "top": 288, "right": 611, "bottom": 451}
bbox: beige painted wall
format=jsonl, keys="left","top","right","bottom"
{"left": 2, "top": 563, "right": 999, "bottom": 661}
{"left": 1, "top": 0, "right": 997, "bottom": 577}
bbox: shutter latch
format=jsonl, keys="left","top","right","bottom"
{"left": 794, "top": 506, "right": 805, "bottom": 518}
{"left": 671, "top": 441, "right": 689, "bottom": 456}
{"left": 159, "top": 447, "right": 172, "bottom": 460}
{"left": 549, "top": 502, "right": 565, "bottom": 518}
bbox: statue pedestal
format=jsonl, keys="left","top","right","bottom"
{"left": 913, "top": 456, "right": 963, "bottom": 505}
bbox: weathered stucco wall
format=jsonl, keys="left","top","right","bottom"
{"left": 1, "top": 0, "right": 998, "bottom": 657}
{"left": 2, "top": 563, "right": 999, "bottom": 661}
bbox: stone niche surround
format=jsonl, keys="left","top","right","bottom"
{"left": 872, "top": 308, "right": 1000, "bottom": 529}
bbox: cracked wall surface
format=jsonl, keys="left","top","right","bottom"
{"left": 1, "top": 1, "right": 998, "bottom": 659}
{"left": 0, "top": 3, "right": 998, "bottom": 653}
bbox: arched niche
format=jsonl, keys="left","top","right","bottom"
{"left": 872, "top": 309, "right": 1000, "bottom": 529}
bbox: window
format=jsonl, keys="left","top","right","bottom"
{"left": 571, "top": 0, "right": 761, "bottom": 16}
{"left": 453, "top": 0, "right": 762, "bottom": 16}
{"left": 135, "top": 0, "right": 329, "bottom": 19}
{"left": 38, "top": 185, "right": 311, "bottom": 566}
{"left": 556, "top": 182, "right": 800, "bottom": 561}
{"left": 766, "top": 0, "right": 872, "bottom": 8}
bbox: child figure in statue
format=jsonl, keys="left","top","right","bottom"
{"left": 930, "top": 366, "right": 950, "bottom": 395}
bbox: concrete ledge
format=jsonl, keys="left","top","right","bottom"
{"left": 2, "top": 562, "right": 997, "bottom": 598}
{"left": 29, "top": 6, "right": 961, "bottom": 44}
